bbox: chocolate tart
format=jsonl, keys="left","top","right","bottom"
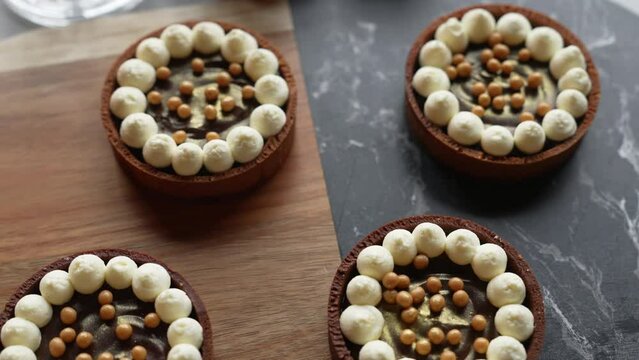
{"left": 328, "top": 215, "right": 544, "bottom": 359}
{"left": 405, "top": 4, "right": 600, "bottom": 181}
{"left": 0, "top": 249, "right": 212, "bottom": 359}
{"left": 101, "top": 21, "right": 297, "bottom": 197}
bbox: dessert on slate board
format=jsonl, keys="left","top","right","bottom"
{"left": 102, "top": 21, "right": 296, "bottom": 197}
{"left": 405, "top": 5, "right": 600, "bottom": 180}
{"left": 0, "top": 249, "right": 212, "bottom": 360}
{"left": 328, "top": 216, "right": 544, "bottom": 360}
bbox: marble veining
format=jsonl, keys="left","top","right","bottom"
{"left": 292, "top": 0, "right": 639, "bottom": 358}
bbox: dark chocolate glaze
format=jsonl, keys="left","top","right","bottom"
{"left": 343, "top": 255, "right": 502, "bottom": 360}
{"left": 35, "top": 285, "right": 180, "bottom": 359}
{"left": 450, "top": 45, "right": 557, "bottom": 130}
{"left": 146, "top": 54, "right": 260, "bottom": 141}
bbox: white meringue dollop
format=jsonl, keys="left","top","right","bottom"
{"left": 542, "top": 109, "right": 577, "bottom": 141}
{"left": 424, "top": 90, "right": 459, "bottom": 127}
{"left": 514, "top": 121, "right": 546, "bottom": 155}
{"left": 525, "top": 26, "right": 564, "bottom": 62}
{"left": 447, "top": 111, "right": 484, "bottom": 146}
{"left": 119, "top": 113, "right": 158, "bottom": 149}
{"left": 109, "top": 86, "right": 147, "bottom": 119}
{"left": 116, "top": 58, "right": 156, "bottom": 93}
{"left": 339, "top": 305, "right": 384, "bottom": 345}
{"left": 418, "top": 40, "right": 452, "bottom": 69}
{"left": 480, "top": 125, "right": 514, "bottom": 156}
{"left": 412, "top": 66, "right": 450, "bottom": 98}
{"left": 382, "top": 229, "right": 417, "bottom": 266}
{"left": 435, "top": 17, "right": 469, "bottom": 53}
{"left": 461, "top": 8, "right": 496, "bottom": 44}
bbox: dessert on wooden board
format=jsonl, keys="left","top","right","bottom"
{"left": 0, "top": 249, "right": 212, "bottom": 360}
{"left": 102, "top": 21, "right": 296, "bottom": 197}
{"left": 405, "top": 5, "right": 599, "bottom": 181}
{"left": 328, "top": 215, "right": 544, "bottom": 360}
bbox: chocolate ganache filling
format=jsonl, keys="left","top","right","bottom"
{"left": 343, "top": 255, "right": 501, "bottom": 360}
{"left": 449, "top": 45, "right": 556, "bottom": 130}
{"left": 33, "top": 284, "right": 195, "bottom": 359}
{"left": 142, "top": 53, "right": 267, "bottom": 143}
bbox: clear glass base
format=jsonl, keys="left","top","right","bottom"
{"left": 4, "top": 0, "right": 143, "bottom": 27}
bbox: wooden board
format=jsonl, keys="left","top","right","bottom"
{"left": 0, "top": 1, "right": 340, "bottom": 358}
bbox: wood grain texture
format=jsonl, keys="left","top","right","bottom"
{"left": 0, "top": 1, "right": 339, "bottom": 359}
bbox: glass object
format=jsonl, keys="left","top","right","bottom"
{"left": 4, "top": 0, "right": 143, "bottom": 27}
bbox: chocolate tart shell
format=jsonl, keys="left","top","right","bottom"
{"left": 327, "top": 215, "right": 545, "bottom": 360}
{"left": 405, "top": 4, "right": 600, "bottom": 181}
{"left": 0, "top": 248, "right": 213, "bottom": 359}
{"left": 101, "top": 21, "right": 297, "bottom": 198}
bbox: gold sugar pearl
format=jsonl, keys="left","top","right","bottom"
{"left": 100, "top": 304, "right": 116, "bottom": 321}
{"left": 492, "top": 96, "right": 506, "bottom": 111}
{"left": 452, "top": 53, "right": 465, "bottom": 65}
{"left": 396, "top": 291, "right": 413, "bottom": 308}
{"left": 382, "top": 290, "right": 397, "bottom": 304}
{"left": 471, "top": 82, "right": 486, "bottom": 97}
{"left": 456, "top": 62, "right": 472, "bottom": 78}
{"left": 415, "top": 339, "right": 432, "bottom": 356}
{"left": 488, "top": 32, "right": 503, "bottom": 47}
{"left": 382, "top": 272, "right": 399, "bottom": 289}
{"left": 487, "top": 82, "right": 502, "bottom": 97}
{"left": 177, "top": 104, "right": 192, "bottom": 119}
{"left": 511, "top": 93, "right": 525, "bottom": 109}
{"left": 156, "top": 66, "right": 171, "bottom": 81}
{"left": 502, "top": 60, "right": 515, "bottom": 75}
{"left": 60, "top": 307, "right": 77, "bottom": 325}
{"left": 452, "top": 289, "right": 470, "bottom": 307}
{"left": 98, "top": 353, "right": 114, "bottom": 360}
{"left": 427, "top": 327, "right": 445, "bottom": 345}
{"left": 396, "top": 274, "right": 410, "bottom": 289}
{"left": 204, "top": 105, "right": 218, "bottom": 121}
{"left": 242, "top": 85, "right": 255, "bottom": 100}
{"left": 60, "top": 327, "right": 76, "bottom": 343}
{"left": 144, "top": 313, "right": 161, "bottom": 329}
{"left": 179, "top": 81, "right": 194, "bottom": 96}
{"left": 479, "top": 49, "right": 494, "bottom": 64}
{"left": 518, "top": 48, "right": 531, "bottom": 62}
{"left": 399, "top": 329, "right": 416, "bottom": 345}
{"left": 493, "top": 43, "right": 510, "bottom": 60}
{"left": 519, "top": 112, "right": 535, "bottom": 122}
{"left": 425, "top": 276, "right": 441, "bottom": 294}
{"left": 192, "top": 58, "right": 205, "bottom": 73}
{"left": 509, "top": 75, "right": 524, "bottom": 90}
{"left": 98, "top": 290, "right": 113, "bottom": 305}
{"left": 472, "top": 105, "right": 485, "bottom": 118}
{"left": 527, "top": 72, "right": 543, "bottom": 89}
{"left": 441, "top": 349, "right": 457, "bottom": 360}
{"left": 167, "top": 96, "right": 182, "bottom": 112}
{"left": 474, "top": 337, "right": 490, "bottom": 354}
{"left": 486, "top": 58, "right": 501, "bottom": 73}
{"left": 471, "top": 314, "right": 487, "bottom": 331}
{"left": 410, "top": 287, "right": 426, "bottom": 304}
{"left": 76, "top": 353, "right": 92, "bottom": 360}
{"left": 132, "top": 345, "right": 147, "bottom": 360}
{"left": 429, "top": 294, "right": 446, "bottom": 313}
{"left": 172, "top": 130, "right": 187, "bottom": 145}
{"left": 446, "top": 329, "right": 462, "bottom": 345}
{"left": 478, "top": 93, "right": 491, "bottom": 108}
{"left": 221, "top": 96, "right": 236, "bottom": 112}
{"left": 115, "top": 323, "right": 133, "bottom": 341}
{"left": 400, "top": 307, "right": 418, "bottom": 324}
{"left": 413, "top": 254, "right": 429, "bottom": 269}
{"left": 445, "top": 65, "right": 458, "bottom": 80}
{"left": 229, "top": 63, "right": 243, "bottom": 77}
{"left": 217, "top": 71, "right": 232, "bottom": 87}
{"left": 76, "top": 331, "right": 93, "bottom": 349}
{"left": 49, "top": 337, "right": 66, "bottom": 358}
{"left": 206, "top": 132, "right": 220, "bottom": 142}
{"left": 537, "top": 102, "right": 552, "bottom": 117}
{"left": 448, "top": 277, "right": 464, "bottom": 292}
{"left": 205, "top": 87, "right": 219, "bottom": 102}
{"left": 147, "top": 91, "right": 162, "bottom": 106}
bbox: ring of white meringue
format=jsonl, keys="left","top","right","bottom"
{"left": 0, "top": 254, "right": 203, "bottom": 358}
{"left": 412, "top": 10, "right": 592, "bottom": 157}
{"left": 341, "top": 223, "right": 534, "bottom": 359}
{"left": 110, "top": 22, "right": 290, "bottom": 176}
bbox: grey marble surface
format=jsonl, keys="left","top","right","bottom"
{"left": 290, "top": 0, "right": 639, "bottom": 359}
